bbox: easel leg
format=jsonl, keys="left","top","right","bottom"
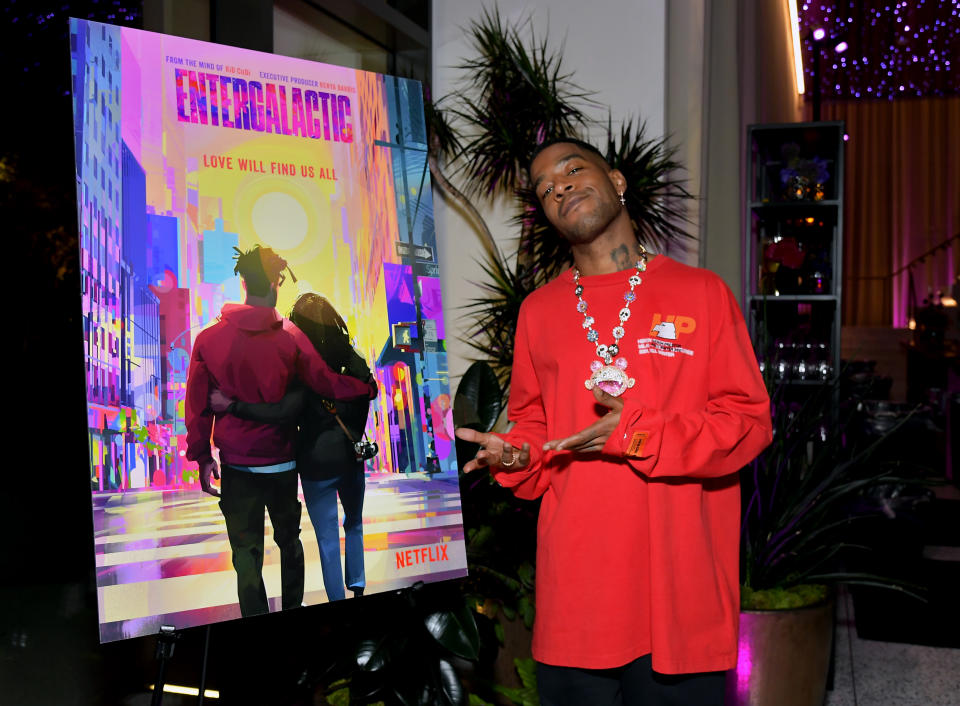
{"left": 197, "top": 625, "right": 211, "bottom": 706}
{"left": 151, "top": 625, "right": 179, "bottom": 706}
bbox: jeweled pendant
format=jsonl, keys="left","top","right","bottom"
{"left": 584, "top": 357, "right": 635, "bottom": 397}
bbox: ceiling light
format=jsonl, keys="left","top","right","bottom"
{"left": 789, "top": 0, "right": 806, "bottom": 94}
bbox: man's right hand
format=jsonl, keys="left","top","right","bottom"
{"left": 454, "top": 428, "right": 531, "bottom": 473}
{"left": 199, "top": 458, "right": 221, "bottom": 497}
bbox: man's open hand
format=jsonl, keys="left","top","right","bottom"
{"left": 199, "top": 458, "right": 221, "bottom": 497}
{"left": 542, "top": 388, "right": 624, "bottom": 454}
{"left": 454, "top": 428, "right": 531, "bottom": 473}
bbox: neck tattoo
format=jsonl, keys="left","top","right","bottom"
{"left": 574, "top": 246, "right": 648, "bottom": 397}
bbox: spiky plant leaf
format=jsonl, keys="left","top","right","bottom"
{"left": 424, "top": 95, "right": 463, "bottom": 164}
{"left": 461, "top": 253, "right": 535, "bottom": 392}
{"left": 448, "top": 7, "right": 591, "bottom": 198}
{"left": 605, "top": 118, "right": 696, "bottom": 253}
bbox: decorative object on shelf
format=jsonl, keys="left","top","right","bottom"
{"left": 764, "top": 237, "right": 807, "bottom": 295}
{"left": 764, "top": 238, "right": 806, "bottom": 270}
{"left": 779, "top": 143, "right": 830, "bottom": 202}
{"left": 785, "top": 174, "right": 811, "bottom": 201}
{"left": 769, "top": 341, "right": 834, "bottom": 383}
{"left": 808, "top": 245, "right": 833, "bottom": 294}
{"left": 816, "top": 343, "right": 833, "bottom": 379}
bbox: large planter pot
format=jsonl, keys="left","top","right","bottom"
{"left": 725, "top": 597, "right": 834, "bottom": 706}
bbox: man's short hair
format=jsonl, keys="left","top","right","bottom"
{"left": 528, "top": 137, "right": 610, "bottom": 175}
{"left": 233, "top": 245, "right": 288, "bottom": 297}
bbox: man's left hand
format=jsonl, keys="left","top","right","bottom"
{"left": 542, "top": 387, "right": 624, "bottom": 453}
{"left": 199, "top": 458, "right": 221, "bottom": 497}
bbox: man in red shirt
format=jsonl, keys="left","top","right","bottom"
{"left": 456, "top": 139, "right": 772, "bottom": 705}
{"left": 185, "top": 246, "right": 376, "bottom": 617}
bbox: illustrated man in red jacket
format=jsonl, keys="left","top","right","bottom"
{"left": 456, "top": 139, "right": 772, "bottom": 705}
{"left": 185, "top": 245, "right": 377, "bottom": 617}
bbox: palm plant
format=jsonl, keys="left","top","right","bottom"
{"left": 427, "top": 7, "right": 695, "bottom": 391}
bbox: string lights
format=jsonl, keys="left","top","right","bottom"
{"left": 798, "top": 0, "right": 958, "bottom": 99}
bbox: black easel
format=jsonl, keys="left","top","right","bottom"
{"left": 197, "top": 625, "right": 211, "bottom": 706}
{"left": 151, "top": 625, "right": 180, "bottom": 706}
{"left": 150, "top": 624, "right": 212, "bottom": 705}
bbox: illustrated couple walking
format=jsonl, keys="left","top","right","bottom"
{"left": 185, "top": 245, "right": 377, "bottom": 615}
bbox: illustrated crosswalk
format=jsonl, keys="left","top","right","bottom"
{"left": 92, "top": 473, "right": 466, "bottom": 641}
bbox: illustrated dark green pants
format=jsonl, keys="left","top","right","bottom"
{"left": 219, "top": 466, "right": 304, "bottom": 616}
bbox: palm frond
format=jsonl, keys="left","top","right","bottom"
{"left": 460, "top": 253, "right": 534, "bottom": 393}
{"left": 424, "top": 94, "right": 463, "bottom": 163}
{"left": 605, "top": 118, "right": 696, "bottom": 252}
{"left": 446, "top": 7, "right": 591, "bottom": 198}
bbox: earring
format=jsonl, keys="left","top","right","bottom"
{"left": 618, "top": 191, "right": 626, "bottom": 206}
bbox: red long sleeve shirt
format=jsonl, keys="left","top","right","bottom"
{"left": 492, "top": 255, "right": 771, "bottom": 674}
{"left": 185, "top": 303, "right": 376, "bottom": 466}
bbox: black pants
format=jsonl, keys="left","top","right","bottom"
{"left": 219, "top": 466, "right": 304, "bottom": 617}
{"left": 537, "top": 655, "right": 725, "bottom": 706}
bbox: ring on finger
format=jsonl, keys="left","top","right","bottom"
{"left": 501, "top": 449, "right": 517, "bottom": 467}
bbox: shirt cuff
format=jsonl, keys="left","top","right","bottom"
{"left": 489, "top": 431, "right": 543, "bottom": 484}
{"left": 602, "top": 397, "right": 662, "bottom": 465}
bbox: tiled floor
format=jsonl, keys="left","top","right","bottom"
{"left": 826, "top": 588, "right": 960, "bottom": 706}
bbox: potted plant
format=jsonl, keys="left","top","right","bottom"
{"left": 728, "top": 378, "right": 927, "bottom": 706}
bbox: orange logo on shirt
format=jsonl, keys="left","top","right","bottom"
{"left": 649, "top": 314, "right": 697, "bottom": 339}
{"left": 638, "top": 314, "right": 697, "bottom": 358}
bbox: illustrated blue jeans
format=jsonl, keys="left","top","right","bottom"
{"left": 302, "top": 464, "right": 365, "bottom": 601}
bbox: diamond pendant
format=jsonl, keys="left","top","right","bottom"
{"left": 584, "top": 357, "right": 635, "bottom": 397}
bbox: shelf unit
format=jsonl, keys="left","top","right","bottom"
{"left": 743, "top": 121, "right": 845, "bottom": 391}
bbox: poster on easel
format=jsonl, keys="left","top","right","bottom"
{"left": 70, "top": 18, "right": 465, "bottom": 642}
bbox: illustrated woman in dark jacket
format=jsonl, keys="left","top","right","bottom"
{"left": 210, "top": 293, "right": 373, "bottom": 601}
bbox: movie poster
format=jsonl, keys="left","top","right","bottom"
{"left": 70, "top": 19, "right": 466, "bottom": 642}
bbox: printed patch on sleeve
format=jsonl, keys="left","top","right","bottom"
{"left": 625, "top": 431, "right": 650, "bottom": 457}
